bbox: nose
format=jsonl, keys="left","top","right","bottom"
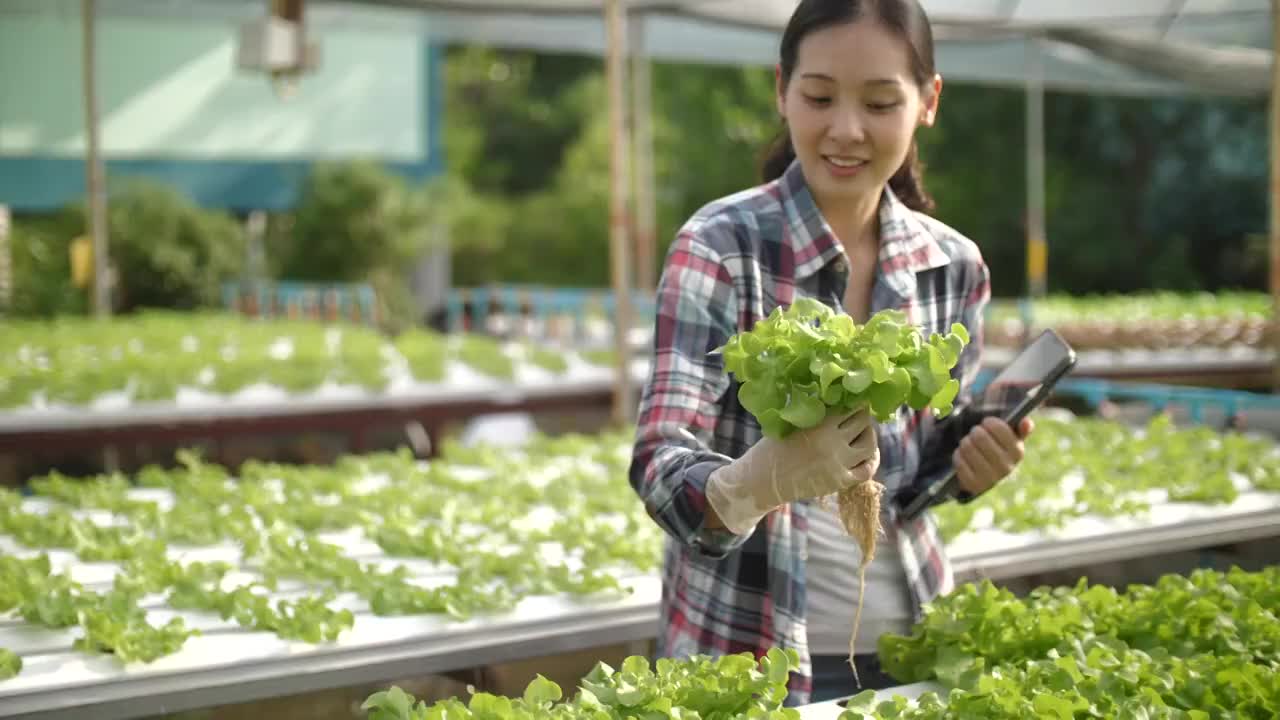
{"left": 827, "top": 103, "right": 866, "bottom": 145}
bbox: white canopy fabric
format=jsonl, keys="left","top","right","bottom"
{"left": 360, "top": 0, "right": 1277, "bottom": 95}
{"left": 1039, "top": 26, "right": 1270, "bottom": 96}
{"left": 56, "top": 0, "right": 1275, "bottom": 97}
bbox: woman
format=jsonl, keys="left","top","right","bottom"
{"left": 627, "top": 0, "right": 1034, "bottom": 706}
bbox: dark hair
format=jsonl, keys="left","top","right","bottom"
{"left": 759, "top": 0, "right": 936, "bottom": 213}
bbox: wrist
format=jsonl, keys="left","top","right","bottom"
{"left": 705, "top": 465, "right": 771, "bottom": 536}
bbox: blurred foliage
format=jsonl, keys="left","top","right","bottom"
{"left": 10, "top": 180, "right": 245, "bottom": 315}
{"left": 1039, "top": 93, "right": 1267, "bottom": 295}
{"left": 107, "top": 182, "right": 246, "bottom": 311}
{"left": 445, "top": 48, "right": 779, "bottom": 288}
{"left": 271, "top": 160, "right": 441, "bottom": 284}
{"left": 6, "top": 46, "right": 1269, "bottom": 321}
{"left": 8, "top": 222, "right": 87, "bottom": 318}
{"left": 439, "top": 46, "right": 1268, "bottom": 300}
{"left": 265, "top": 159, "right": 466, "bottom": 331}
{"left": 445, "top": 48, "right": 602, "bottom": 285}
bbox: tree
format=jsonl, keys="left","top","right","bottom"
{"left": 436, "top": 46, "right": 1268, "bottom": 300}
{"left": 268, "top": 159, "right": 456, "bottom": 328}
{"left": 21, "top": 180, "right": 246, "bottom": 313}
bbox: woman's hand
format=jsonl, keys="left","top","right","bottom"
{"left": 704, "top": 408, "right": 879, "bottom": 535}
{"left": 953, "top": 416, "right": 1035, "bottom": 496}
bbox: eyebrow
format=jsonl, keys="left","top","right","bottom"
{"left": 798, "top": 73, "right": 901, "bottom": 86}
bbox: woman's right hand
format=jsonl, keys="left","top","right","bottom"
{"left": 705, "top": 407, "right": 880, "bottom": 535}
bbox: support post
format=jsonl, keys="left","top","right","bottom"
{"left": 1270, "top": 0, "right": 1280, "bottom": 390}
{"left": 1026, "top": 38, "right": 1047, "bottom": 301}
{"left": 82, "top": 0, "right": 110, "bottom": 317}
{"left": 606, "top": 0, "right": 635, "bottom": 426}
{"left": 631, "top": 16, "right": 657, "bottom": 294}
{"left": 0, "top": 205, "right": 10, "bottom": 313}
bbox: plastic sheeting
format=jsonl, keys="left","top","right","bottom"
{"left": 327, "top": 0, "right": 1276, "bottom": 96}
{"left": 9, "top": 0, "right": 1271, "bottom": 96}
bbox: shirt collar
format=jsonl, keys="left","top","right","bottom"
{"left": 777, "top": 158, "right": 951, "bottom": 298}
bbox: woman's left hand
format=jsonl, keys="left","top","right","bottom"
{"left": 953, "top": 416, "right": 1035, "bottom": 496}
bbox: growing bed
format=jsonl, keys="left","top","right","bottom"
{"left": 2, "top": 412, "right": 1279, "bottom": 717}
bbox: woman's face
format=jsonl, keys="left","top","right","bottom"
{"left": 777, "top": 18, "right": 940, "bottom": 212}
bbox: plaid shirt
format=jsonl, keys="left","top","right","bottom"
{"left": 628, "top": 159, "right": 990, "bottom": 705}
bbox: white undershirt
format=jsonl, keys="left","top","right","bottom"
{"left": 803, "top": 498, "right": 915, "bottom": 656}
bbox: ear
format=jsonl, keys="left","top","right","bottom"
{"left": 775, "top": 64, "right": 787, "bottom": 118}
{"left": 919, "top": 73, "right": 942, "bottom": 127}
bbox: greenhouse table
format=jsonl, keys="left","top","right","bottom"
{"left": 5, "top": 345, "right": 1269, "bottom": 463}
{"left": 0, "top": 578, "right": 662, "bottom": 720}
{"left": 947, "top": 490, "right": 1280, "bottom": 582}
{"left": 0, "top": 360, "right": 649, "bottom": 461}
{"left": 3, "top": 481, "right": 1279, "bottom": 718}
{"left": 982, "top": 346, "right": 1273, "bottom": 389}
{"left": 0, "top": 459, "right": 663, "bottom": 720}
{"left": 0, "top": 482, "right": 663, "bottom": 720}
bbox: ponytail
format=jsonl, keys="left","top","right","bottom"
{"left": 888, "top": 139, "right": 935, "bottom": 213}
{"left": 758, "top": 126, "right": 796, "bottom": 184}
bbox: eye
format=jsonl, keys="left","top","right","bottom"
{"left": 802, "top": 94, "right": 831, "bottom": 107}
{"left": 867, "top": 101, "right": 901, "bottom": 112}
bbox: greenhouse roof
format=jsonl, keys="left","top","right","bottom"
{"left": 7, "top": 0, "right": 1272, "bottom": 95}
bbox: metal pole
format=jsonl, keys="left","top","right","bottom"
{"left": 82, "top": 0, "right": 110, "bottom": 317}
{"left": 0, "top": 205, "right": 10, "bottom": 313}
{"left": 606, "top": 0, "right": 635, "bottom": 426}
{"left": 630, "top": 16, "right": 657, "bottom": 294}
{"left": 1026, "top": 37, "right": 1047, "bottom": 300}
{"left": 1271, "top": 0, "right": 1280, "bottom": 391}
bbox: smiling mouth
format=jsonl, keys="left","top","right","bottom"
{"left": 823, "top": 156, "right": 869, "bottom": 168}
